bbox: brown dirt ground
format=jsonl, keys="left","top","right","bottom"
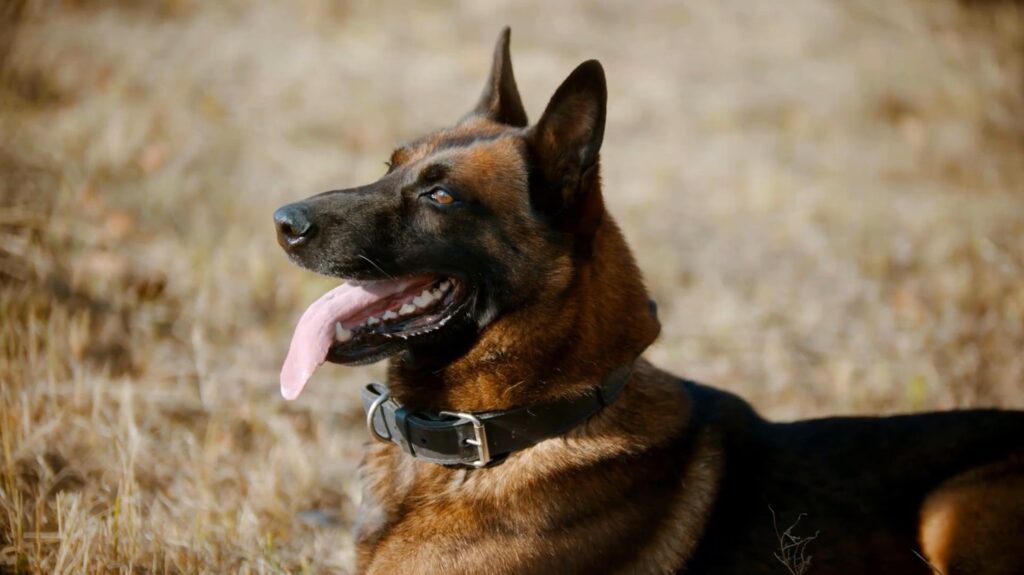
{"left": 2, "top": 0, "right": 1022, "bottom": 572}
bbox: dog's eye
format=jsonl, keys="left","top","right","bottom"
{"left": 426, "top": 187, "right": 457, "bottom": 206}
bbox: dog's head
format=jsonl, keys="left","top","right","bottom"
{"left": 276, "top": 29, "right": 637, "bottom": 400}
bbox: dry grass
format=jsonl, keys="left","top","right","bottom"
{"left": 1, "top": 0, "right": 1022, "bottom": 572}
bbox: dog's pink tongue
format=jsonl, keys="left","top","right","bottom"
{"left": 280, "top": 278, "right": 423, "bottom": 400}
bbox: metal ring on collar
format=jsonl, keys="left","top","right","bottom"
{"left": 366, "top": 388, "right": 392, "bottom": 444}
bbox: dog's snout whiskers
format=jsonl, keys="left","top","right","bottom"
{"left": 358, "top": 254, "right": 394, "bottom": 279}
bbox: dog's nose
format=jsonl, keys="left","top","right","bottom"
{"left": 274, "top": 203, "right": 317, "bottom": 248}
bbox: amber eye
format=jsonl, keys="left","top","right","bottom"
{"left": 427, "top": 188, "right": 456, "bottom": 205}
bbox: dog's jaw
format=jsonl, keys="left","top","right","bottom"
{"left": 280, "top": 275, "right": 476, "bottom": 399}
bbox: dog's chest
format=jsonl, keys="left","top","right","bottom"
{"left": 354, "top": 453, "right": 527, "bottom": 574}
{"left": 353, "top": 422, "right": 722, "bottom": 575}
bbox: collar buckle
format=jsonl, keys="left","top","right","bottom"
{"left": 439, "top": 410, "right": 491, "bottom": 468}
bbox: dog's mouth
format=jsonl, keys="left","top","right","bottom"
{"left": 280, "top": 274, "right": 473, "bottom": 400}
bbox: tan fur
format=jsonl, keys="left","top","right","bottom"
{"left": 920, "top": 459, "right": 1024, "bottom": 575}
{"left": 357, "top": 361, "right": 723, "bottom": 574}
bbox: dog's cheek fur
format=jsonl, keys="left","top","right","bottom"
{"left": 443, "top": 138, "right": 574, "bottom": 319}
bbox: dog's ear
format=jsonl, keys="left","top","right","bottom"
{"left": 470, "top": 27, "right": 528, "bottom": 127}
{"left": 527, "top": 60, "right": 607, "bottom": 238}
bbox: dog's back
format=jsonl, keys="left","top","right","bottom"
{"left": 682, "top": 380, "right": 1024, "bottom": 574}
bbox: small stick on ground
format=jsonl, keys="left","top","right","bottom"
{"left": 771, "top": 506, "right": 819, "bottom": 575}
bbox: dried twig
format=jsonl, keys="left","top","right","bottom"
{"left": 771, "top": 507, "right": 819, "bottom": 575}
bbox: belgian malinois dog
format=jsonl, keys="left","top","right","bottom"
{"left": 273, "top": 28, "right": 1024, "bottom": 575}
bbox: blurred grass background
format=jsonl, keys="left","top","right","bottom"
{"left": 1, "top": 0, "right": 1022, "bottom": 572}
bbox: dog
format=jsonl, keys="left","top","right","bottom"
{"left": 273, "top": 28, "right": 1024, "bottom": 575}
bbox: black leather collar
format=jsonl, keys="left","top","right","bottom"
{"left": 360, "top": 364, "right": 633, "bottom": 468}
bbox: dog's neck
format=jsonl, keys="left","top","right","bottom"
{"left": 386, "top": 215, "right": 660, "bottom": 412}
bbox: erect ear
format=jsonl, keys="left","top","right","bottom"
{"left": 469, "top": 27, "right": 528, "bottom": 127}
{"left": 527, "top": 60, "right": 607, "bottom": 229}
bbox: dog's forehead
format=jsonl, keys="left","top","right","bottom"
{"left": 394, "top": 119, "right": 528, "bottom": 200}
{"left": 393, "top": 117, "right": 521, "bottom": 166}
{"left": 446, "top": 137, "right": 527, "bottom": 201}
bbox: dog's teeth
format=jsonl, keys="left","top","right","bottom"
{"left": 399, "top": 303, "right": 416, "bottom": 316}
{"left": 335, "top": 323, "right": 352, "bottom": 342}
{"left": 382, "top": 310, "right": 398, "bottom": 321}
{"left": 431, "top": 288, "right": 443, "bottom": 299}
{"left": 439, "top": 280, "right": 451, "bottom": 292}
{"left": 413, "top": 291, "right": 435, "bottom": 307}
{"left": 366, "top": 316, "right": 380, "bottom": 326}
